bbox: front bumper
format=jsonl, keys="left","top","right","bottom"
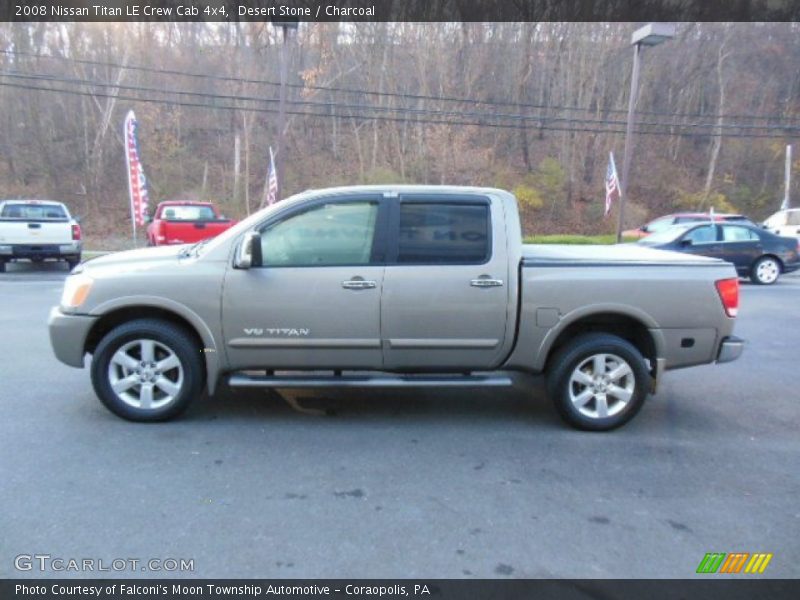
{"left": 717, "top": 335, "right": 745, "bottom": 364}
{"left": 48, "top": 306, "right": 97, "bottom": 368}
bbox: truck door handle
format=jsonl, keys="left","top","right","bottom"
{"left": 342, "top": 279, "right": 377, "bottom": 290}
{"left": 470, "top": 278, "right": 504, "bottom": 288}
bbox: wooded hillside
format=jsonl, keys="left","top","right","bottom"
{"left": 1, "top": 22, "right": 798, "bottom": 239}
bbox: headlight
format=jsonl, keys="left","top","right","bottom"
{"left": 61, "top": 273, "right": 93, "bottom": 309}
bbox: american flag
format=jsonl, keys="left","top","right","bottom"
{"left": 123, "top": 110, "right": 150, "bottom": 228}
{"left": 605, "top": 151, "right": 620, "bottom": 218}
{"left": 261, "top": 146, "right": 278, "bottom": 209}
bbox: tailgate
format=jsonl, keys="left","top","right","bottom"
{"left": 163, "top": 220, "right": 231, "bottom": 243}
{"left": 0, "top": 220, "right": 73, "bottom": 245}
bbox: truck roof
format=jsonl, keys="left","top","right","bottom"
{"left": 297, "top": 184, "right": 511, "bottom": 197}
{"left": 0, "top": 199, "right": 66, "bottom": 206}
{"left": 156, "top": 201, "right": 216, "bottom": 206}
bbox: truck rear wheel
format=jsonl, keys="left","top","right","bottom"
{"left": 90, "top": 318, "right": 204, "bottom": 422}
{"left": 546, "top": 333, "right": 649, "bottom": 431}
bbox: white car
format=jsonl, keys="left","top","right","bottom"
{"left": 763, "top": 208, "right": 800, "bottom": 238}
{"left": 0, "top": 200, "right": 82, "bottom": 272}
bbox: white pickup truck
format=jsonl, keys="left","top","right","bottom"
{"left": 0, "top": 200, "right": 82, "bottom": 272}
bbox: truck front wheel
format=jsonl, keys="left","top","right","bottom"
{"left": 90, "top": 319, "right": 204, "bottom": 422}
{"left": 546, "top": 333, "right": 649, "bottom": 431}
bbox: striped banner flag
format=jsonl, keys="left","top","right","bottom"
{"left": 605, "top": 151, "right": 620, "bottom": 218}
{"left": 123, "top": 111, "right": 150, "bottom": 234}
{"left": 261, "top": 146, "right": 279, "bottom": 209}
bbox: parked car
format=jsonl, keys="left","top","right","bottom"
{"left": 146, "top": 201, "right": 236, "bottom": 246}
{"left": 638, "top": 221, "right": 800, "bottom": 285}
{"left": 762, "top": 207, "right": 800, "bottom": 238}
{"left": 0, "top": 199, "right": 82, "bottom": 272}
{"left": 49, "top": 185, "right": 743, "bottom": 431}
{"left": 624, "top": 212, "right": 755, "bottom": 239}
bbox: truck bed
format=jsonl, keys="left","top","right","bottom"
{"left": 521, "top": 243, "right": 723, "bottom": 266}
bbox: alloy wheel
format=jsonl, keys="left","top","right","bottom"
{"left": 107, "top": 339, "right": 184, "bottom": 410}
{"left": 568, "top": 353, "right": 635, "bottom": 419}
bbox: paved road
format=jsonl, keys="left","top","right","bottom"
{"left": 1, "top": 262, "right": 798, "bottom": 579}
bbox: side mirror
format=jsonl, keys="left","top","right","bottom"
{"left": 639, "top": 225, "right": 648, "bottom": 233}
{"left": 234, "top": 231, "right": 261, "bottom": 269}
{"left": 679, "top": 238, "right": 693, "bottom": 247}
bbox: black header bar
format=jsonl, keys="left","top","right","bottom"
{"left": 2, "top": 0, "right": 800, "bottom": 23}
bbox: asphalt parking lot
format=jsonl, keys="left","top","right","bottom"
{"left": 1, "top": 261, "right": 798, "bottom": 579}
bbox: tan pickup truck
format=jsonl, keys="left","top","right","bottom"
{"left": 48, "top": 185, "right": 743, "bottom": 430}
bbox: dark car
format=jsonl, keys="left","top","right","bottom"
{"left": 638, "top": 221, "right": 800, "bottom": 285}
{"left": 624, "top": 212, "right": 756, "bottom": 239}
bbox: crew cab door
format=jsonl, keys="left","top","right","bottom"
{"left": 380, "top": 194, "right": 511, "bottom": 370}
{"left": 222, "top": 195, "right": 388, "bottom": 370}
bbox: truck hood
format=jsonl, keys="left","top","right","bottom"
{"left": 522, "top": 243, "right": 723, "bottom": 265}
{"left": 82, "top": 244, "right": 188, "bottom": 270}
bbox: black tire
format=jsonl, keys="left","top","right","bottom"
{"left": 90, "top": 318, "right": 205, "bottom": 422}
{"left": 67, "top": 255, "right": 81, "bottom": 271}
{"left": 0, "top": 260, "right": 5, "bottom": 273}
{"left": 750, "top": 255, "right": 781, "bottom": 285}
{"left": 546, "top": 333, "right": 650, "bottom": 431}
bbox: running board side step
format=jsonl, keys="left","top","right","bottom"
{"left": 228, "top": 373, "right": 514, "bottom": 389}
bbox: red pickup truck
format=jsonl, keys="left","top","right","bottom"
{"left": 146, "top": 201, "right": 236, "bottom": 246}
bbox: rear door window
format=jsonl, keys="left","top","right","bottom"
{"left": 1, "top": 203, "right": 67, "bottom": 220}
{"left": 162, "top": 205, "right": 216, "bottom": 221}
{"left": 396, "top": 202, "right": 490, "bottom": 264}
{"left": 721, "top": 226, "right": 758, "bottom": 242}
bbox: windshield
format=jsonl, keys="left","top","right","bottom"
{"left": 637, "top": 224, "right": 693, "bottom": 244}
{"left": 644, "top": 216, "right": 676, "bottom": 234}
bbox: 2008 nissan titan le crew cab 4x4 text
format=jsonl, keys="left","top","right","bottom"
{"left": 48, "top": 186, "right": 744, "bottom": 430}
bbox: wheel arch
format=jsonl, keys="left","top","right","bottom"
{"left": 540, "top": 307, "right": 661, "bottom": 376}
{"left": 84, "top": 297, "right": 221, "bottom": 393}
{"left": 754, "top": 253, "right": 784, "bottom": 272}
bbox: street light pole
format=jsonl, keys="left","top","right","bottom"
{"left": 616, "top": 43, "right": 642, "bottom": 243}
{"left": 615, "top": 23, "right": 675, "bottom": 243}
{"left": 271, "top": 20, "right": 298, "bottom": 200}
{"left": 276, "top": 24, "right": 290, "bottom": 200}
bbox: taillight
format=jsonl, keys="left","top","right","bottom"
{"left": 715, "top": 278, "right": 739, "bottom": 318}
{"left": 71, "top": 224, "right": 81, "bottom": 241}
